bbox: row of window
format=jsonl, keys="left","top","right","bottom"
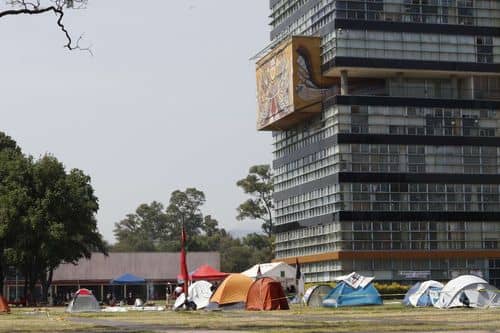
{"left": 273, "top": 86, "right": 500, "bottom": 159}
{"left": 276, "top": 221, "right": 500, "bottom": 257}
{"left": 323, "top": 30, "right": 499, "bottom": 64}
{"left": 270, "top": 0, "right": 500, "bottom": 47}
{"left": 274, "top": 144, "right": 500, "bottom": 191}
{"left": 275, "top": 183, "right": 500, "bottom": 225}
{"left": 274, "top": 104, "right": 499, "bottom": 152}
{"left": 332, "top": 0, "right": 500, "bottom": 26}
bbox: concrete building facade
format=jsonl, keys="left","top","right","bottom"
{"left": 256, "top": 0, "right": 500, "bottom": 285}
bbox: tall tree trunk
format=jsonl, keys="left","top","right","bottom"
{"left": 40, "top": 268, "right": 54, "bottom": 304}
{"left": 0, "top": 259, "right": 4, "bottom": 296}
{"left": 23, "top": 268, "right": 28, "bottom": 305}
{"left": 28, "top": 269, "right": 37, "bottom": 306}
{"left": 0, "top": 244, "right": 5, "bottom": 296}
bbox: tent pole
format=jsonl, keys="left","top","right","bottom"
{"left": 124, "top": 285, "right": 127, "bottom": 301}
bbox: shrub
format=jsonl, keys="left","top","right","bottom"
{"left": 373, "top": 282, "right": 411, "bottom": 297}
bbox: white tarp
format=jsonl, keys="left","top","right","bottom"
{"left": 174, "top": 280, "right": 213, "bottom": 310}
{"left": 434, "top": 275, "right": 500, "bottom": 309}
{"left": 102, "top": 306, "right": 165, "bottom": 312}
{"left": 242, "top": 262, "right": 297, "bottom": 280}
{"left": 335, "top": 272, "right": 374, "bottom": 289}
{"left": 408, "top": 280, "right": 444, "bottom": 307}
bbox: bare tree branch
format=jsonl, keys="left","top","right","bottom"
{"left": 1, "top": 0, "right": 91, "bottom": 54}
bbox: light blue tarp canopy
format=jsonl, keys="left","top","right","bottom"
{"left": 322, "top": 282, "right": 383, "bottom": 307}
{"left": 111, "top": 273, "right": 146, "bottom": 285}
{"left": 403, "top": 280, "right": 444, "bottom": 307}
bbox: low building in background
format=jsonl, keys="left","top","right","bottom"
{"left": 3, "top": 252, "right": 220, "bottom": 303}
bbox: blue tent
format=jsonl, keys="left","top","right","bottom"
{"left": 322, "top": 282, "right": 383, "bottom": 307}
{"left": 402, "top": 282, "right": 422, "bottom": 306}
{"left": 402, "top": 280, "right": 443, "bottom": 307}
{"left": 111, "top": 273, "right": 146, "bottom": 285}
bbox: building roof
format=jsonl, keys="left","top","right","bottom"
{"left": 52, "top": 252, "right": 220, "bottom": 282}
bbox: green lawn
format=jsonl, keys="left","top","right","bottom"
{"left": 1, "top": 304, "right": 499, "bottom": 333}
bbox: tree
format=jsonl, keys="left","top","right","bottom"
{"left": 0, "top": 135, "right": 106, "bottom": 303}
{"left": 165, "top": 188, "right": 206, "bottom": 247}
{"left": 242, "top": 233, "right": 273, "bottom": 263}
{"left": 0, "top": 133, "right": 31, "bottom": 295}
{"left": 0, "top": 0, "right": 91, "bottom": 53}
{"left": 110, "top": 186, "right": 275, "bottom": 272}
{"left": 236, "top": 165, "right": 274, "bottom": 238}
{"left": 113, "top": 201, "right": 167, "bottom": 252}
{"left": 113, "top": 189, "right": 218, "bottom": 252}
{"left": 17, "top": 155, "right": 107, "bottom": 302}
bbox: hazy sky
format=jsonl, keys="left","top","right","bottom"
{"left": 0, "top": 0, "right": 271, "bottom": 242}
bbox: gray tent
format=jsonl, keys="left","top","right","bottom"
{"left": 66, "top": 288, "right": 100, "bottom": 313}
{"left": 434, "top": 275, "right": 500, "bottom": 309}
{"left": 303, "top": 285, "right": 332, "bottom": 307}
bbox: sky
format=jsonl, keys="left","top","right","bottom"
{"left": 0, "top": 0, "right": 272, "bottom": 242}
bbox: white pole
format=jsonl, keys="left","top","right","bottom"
{"left": 15, "top": 269, "right": 19, "bottom": 301}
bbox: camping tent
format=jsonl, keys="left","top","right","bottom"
{"left": 434, "top": 275, "right": 500, "bottom": 309}
{"left": 111, "top": 273, "right": 147, "bottom": 301}
{"left": 111, "top": 273, "right": 146, "bottom": 284}
{"left": 334, "top": 272, "right": 374, "bottom": 289}
{"left": 323, "top": 282, "right": 383, "bottom": 307}
{"left": 242, "top": 262, "right": 296, "bottom": 282}
{"left": 403, "top": 280, "right": 443, "bottom": 307}
{"left": 191, "top": 265, "right": 229, "bottom": 281}
{"left": 208, "top": 274, "right": 253, "bottom": 309}
{"left": 303, "top": 285, "right": 332, "bottom": 307}
{"left": 246, "top": 277, "right": 289, "bottom": 311}
{"left": 66, "top": 289, "right": 100, "bottom": 313}
{"left": 0, "top": 296, "right": 10, "bottom": 313}
{"left": 174, "top": 280, "right": 213, "bottom": 310}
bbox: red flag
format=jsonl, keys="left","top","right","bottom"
{"left": 180, "top": 226, "right": 189, "bottom": 300}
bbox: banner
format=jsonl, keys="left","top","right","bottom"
{"left": 335, "top": 272, "right": 374, "bottom": 289}
{"left": 256, "top": 36, "right": 338, "bottom": 131}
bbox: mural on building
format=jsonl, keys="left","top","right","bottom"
{"left": 256, "top": 45, "right": 293, "bottom": 130}
{"left": 256, "top": 36, "right": 337, "bottom": 131}
{"left": 295, "top": 46, "right": 337, "bottom": 104}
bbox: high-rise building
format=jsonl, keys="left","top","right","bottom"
{"left": 255, "top": 0, "right": 500, "bottom": 285}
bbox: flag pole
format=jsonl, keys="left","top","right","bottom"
{"left": 180, "top": 223, "right": 189, "bottom": 308}
{"left": 295, "top": 258, "right": 304, "bottom": 306}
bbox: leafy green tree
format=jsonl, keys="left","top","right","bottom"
{"left": 202, "top": 215, "right": 220, "bottom": 237}
{"left": 220, "top": 241, "right": 254, "bottom": 273}
{"left": 242, "top": 233, "right": 273, "bottom": 263}
{"left": 113, "top": 201, "right": 167, "bottom": 252}
{"left": 0, "top": 133, "right": 31, "bottom": 295}
{"left": 236, "top": 165, "right": 274, "bottom": 238}
{"left": 17, "top": 155, "right": 107, "bottom": 302}
{"left": 164, "top": 188, "right": 206, "bottom": 248}
{"left": 110, "top": 186, "right": 275, "bottom": 273}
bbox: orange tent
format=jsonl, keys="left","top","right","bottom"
{"left": 210, "top": 274, "right": 253, "bottom": 307}
{"left": 246, "top": 277, "right": 289, "bottom": 311}
{"left": 0, "top": 296, "right": 10, "bottom": 313}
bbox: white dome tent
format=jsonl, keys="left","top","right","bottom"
{"left": 434, "top": 275, "right": 500, "bottom": 309}
{"left": 174, "top": 280, "right": 213, "bottom": 310}
{"left": 242, "top": 262, "right": 296, "bottom": 281}
{"left": 403, "top": 280, "right": 444, "bottom": 307}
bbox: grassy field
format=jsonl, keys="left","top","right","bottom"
{"left": 1, "top": 304, "right": 499, "bottom": 333}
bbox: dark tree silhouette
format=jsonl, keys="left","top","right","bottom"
{"left": 0, "top": 0, "right": 91, "bottom": 53}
